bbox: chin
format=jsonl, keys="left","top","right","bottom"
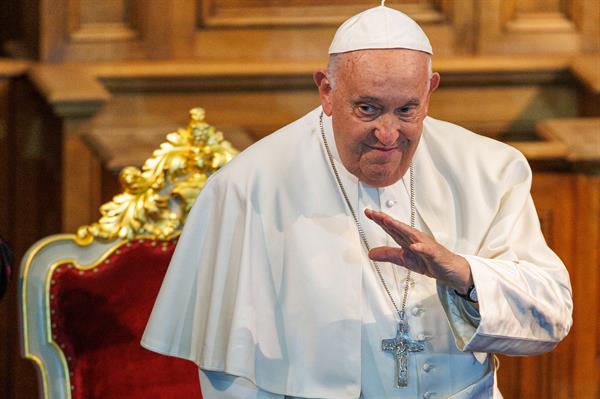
{"left": 361, "top": 172, "right": 402, "bottom": 188}
{"left": 359, "top": 163, "right": 406, "bottom": 187}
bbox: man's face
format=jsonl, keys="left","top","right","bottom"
{"left": 315, "top": 49, "right": 440, "bottom": 187}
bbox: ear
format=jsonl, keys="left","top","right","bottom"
{"left": 313, "top": 69, "right": 334, "bottom": 116}
{"left": 428, "top": 72, "right": 441, "bottom": 94}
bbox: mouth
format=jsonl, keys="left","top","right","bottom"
{"left": 365, "top": 138, "right": 409, "bottom": 153}
{"left": 366, "top": 145, "right": 401, "bottom": 153}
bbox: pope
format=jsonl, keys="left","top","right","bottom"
{"left": 142, "top": 4, "right": 573, "bottom": 398}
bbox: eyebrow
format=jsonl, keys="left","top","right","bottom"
{"left": 354, "top": 96, "right": 381, "bottom": 103}
{"left": 402, "top": 99, "right": 421, "bottom": 106}
{"left": 354, "top": 96, "right": 422, "bottom": 106}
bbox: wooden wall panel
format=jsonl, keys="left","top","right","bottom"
{"left": 199, "top": 0, "right": 450, "bottom": 27}
{"left": 429, "top": 84, "right": 577, "bottom": 138}
{"left": 571, "top": 175, "right": 600, "bottom": 399}
{"left": 0, "top": 80, "right": 10, "bottom": 246}
{"left": 0, "top": 60, "right": 30, "bottom": 399}
{"left": 0, "top": 78, "right": 10, "bottom": 399}
{"left": 37, "top": 0, "right": 147, "bottom": 62}
{"left": 194, "top": 0, "right": 472, "bottom": 60}
{"left": 497, "top": 173, "right": 577, "bottom": 398}
{"left": 69, "top": 0, "right": 138, "bottom": 43}
{"left": 92, "top": 89, "right": 320, "bottom": 150}
{"left": 4, "top": 0, "right": 597, "bottom": 62}
{"left": 4, "top": 77, "right": 58, "bottom": 399}
{"left": 479, "top": 0, "right": 599, "bottom": 54}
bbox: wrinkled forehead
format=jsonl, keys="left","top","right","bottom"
{"left": 336, "top": 49, "right": 430, "bottom": 76}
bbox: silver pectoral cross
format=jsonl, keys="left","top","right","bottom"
{"left": 381, "top": 320, "right": 426, "bottom": 388}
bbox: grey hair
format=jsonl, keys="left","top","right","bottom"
{"left": 326, "top": 52, "right": 433, "bottom": 90}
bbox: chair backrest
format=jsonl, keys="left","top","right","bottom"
{"left": 19, "top": 108, "right": 237, "bottom": 399}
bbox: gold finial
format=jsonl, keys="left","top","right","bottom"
{"left": 76, "top": 108, "right": 238, "bottom": 244}
{"left": 189, "top": 107, "right": 205, "bottom": 122}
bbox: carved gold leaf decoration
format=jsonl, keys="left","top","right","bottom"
{"left": 76, "top": 108, "right": 238, "bottom": 244}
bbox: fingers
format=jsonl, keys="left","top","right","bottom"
{"left": 365, "top": 209, "right": 418, "bottom": 237}
{"left": 364, "top": 208, "right": 421, "bottom": 244}
{"left": 375, "top": 220, "right": 413, "bottom": 249}
{"left": 368, "top": 247, "right": 406, "bottom": 265}
{"left": 369, "top": 247, "right": 428, "bottom": 276}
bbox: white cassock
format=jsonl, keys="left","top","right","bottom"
{"left": 142, "top": 107, "right": 572, "bottom": 398}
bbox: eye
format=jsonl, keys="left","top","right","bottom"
{"left": 354, "top": 103, "right": 380, "bottom": 116}
{"left": 396, "top": 105, "right": 416, "bottom": 115}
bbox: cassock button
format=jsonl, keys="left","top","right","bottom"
{"left": 423, "top": 391, "right": 436, "bottom": 399}
{"left": 385, "top": 199, "right": 396, "bottom": 208}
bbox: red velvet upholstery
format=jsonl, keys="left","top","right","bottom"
{"left": 49, "top": 238, "right": 202, "bottom": 399}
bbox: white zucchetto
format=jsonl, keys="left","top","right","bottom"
{"left": 328, "top": 5, "right": 433, "bottom": 55}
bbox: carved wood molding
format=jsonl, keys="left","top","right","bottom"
{"left": 536, "top": 118, "right": 600, "bottom": 174}
{"left": 69, "top": 23, "right": 139, "bottom": 43}
{"left": 505, "top": 12, "right": 576, "bottom": 34}
{"left": 199, "top": 1, "right": 449, "bottom": 28}
{"left": 0, "top": 59, "right": 30, "bottom": 78}
{"left": 500, "top": 0, "right": 579, "bottom": 32}
{"left": 67, "top": 0, "right": 140, "bottom": 43}
{"left": 84, "top": 56, "right": 574, "bottom": 91}
{"left": 570, "top": 55, "right": 600, "bottom": 93}
{"left": 479, "top": 0, "right": 597, "bottom": 54}
{"left": 25, "top": 55, "right": 580, "bottom": 116}
{"left": 28, "top": 65, "right": 110, "bottom": 118}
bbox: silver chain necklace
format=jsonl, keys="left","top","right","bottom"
{"left": 319, "top": 111, "right": 425, "bottom": 388}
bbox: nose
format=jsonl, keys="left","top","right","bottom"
{"left": 373, "top": 115, "right": 401, "bottom": 146}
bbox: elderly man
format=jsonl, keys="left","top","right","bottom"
{"left": 142, "top": 4, "right": 572, "bottom": 398}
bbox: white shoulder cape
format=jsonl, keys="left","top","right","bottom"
{"left": 142, "top": 107, "right": 572, "bottom": 398}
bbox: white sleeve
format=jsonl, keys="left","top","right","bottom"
{"left": 438, "top": 192, "right": 573, "bottom": 357}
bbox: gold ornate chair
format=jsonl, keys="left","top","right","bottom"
{"left": 19, "top": 109, "right": 238, "bottom": 399}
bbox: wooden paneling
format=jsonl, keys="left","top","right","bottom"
{"left": 0, "top": 0, "right": 38, "bottom": 59}
{"left": 0, "top": 60, "right": 30, "bottom": 399}
{"left": 430, "top": 84, "right": 577, "bottom": 138}
{"left": 0, "top": 80, "right": 11, "bottom": 243}
{"left": 200, "top": 0, "right": 450, "bottom": 27}
{"left": 36, "top": 0, "right": 146, "bottom": 62}
{"left": 193, "top": 0, "right": 471, "bottom": 60}
{"left": 26, "top": 64, "right": 109, "bottom": 232}
{"left": 5, "top": 77, "right": 57, "bottom": 399}
{"left": 571, "top": 56, "right": 600, "bottom": 117}
{"left": 0, "top": 78, "right": 10, "bottom": 399}
{"left": 480, "top": 0, "right": 599, "bottom": 54}
{"left": 194, "top": 0, "right": 474, "bottom": 59}
{"left": 572, "top": 175, "right": 600, "bottom": 399}
{"left": 3, "top": 0, "right": 597, "bottom": 62}
{"left": 496, "top": 173, "right": 577, "bottom": 399}
{"left": 68, "top": 0, "right": 139, "bottom": 43}
{"left": 541, "top": 119, "right": 600, "bottom": 398}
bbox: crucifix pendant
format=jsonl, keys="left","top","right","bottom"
{"left": 381, "top": 320, "right": 426, "bottom": 388}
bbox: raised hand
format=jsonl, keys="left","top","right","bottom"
{"left": 364, "top": 209, "right": 473, "bottom": 294}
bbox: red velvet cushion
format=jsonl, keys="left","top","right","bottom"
{"left": 50, "top": 238, "right": 202, "bottom": 399}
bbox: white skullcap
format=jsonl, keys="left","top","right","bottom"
{"left": 328, "top": 4, "right": 432, "bottom": 55}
